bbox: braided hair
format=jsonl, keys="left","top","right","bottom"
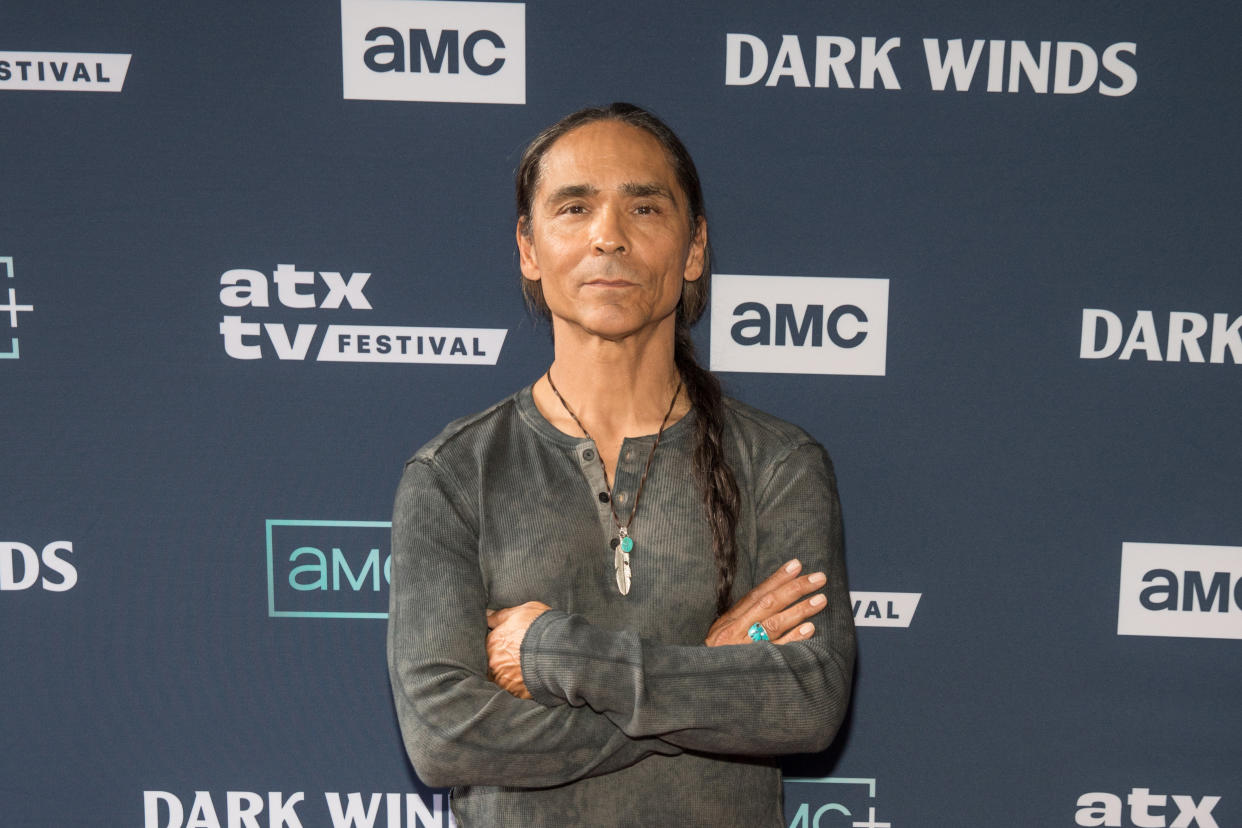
{"left": 515, "top": 103, "right": 741, "bottom": 615}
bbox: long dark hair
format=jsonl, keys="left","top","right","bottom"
{"left": 515, "top": 103, "right": 741, "bottom": 615}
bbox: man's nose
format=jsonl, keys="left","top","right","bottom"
{"left": 591, "top": 205, "right": 628, "bottom": 254}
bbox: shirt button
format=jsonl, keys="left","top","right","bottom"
{"left": 598, "top": 492, "right": 610, "bottom": 503}
{"left": 583, "top": 449, "right": 595, "bottom": 461}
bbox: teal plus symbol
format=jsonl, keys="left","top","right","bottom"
{"left": 1, "top": 288, "right": 34, "bottom": 328}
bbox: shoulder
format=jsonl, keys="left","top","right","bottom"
{"left": 406, "top": 389, "right": 525, "bottom": 470}
{"left": 719, "top": 396, "right": 836, "bottom": 494}
{"left": 721, "top": 395, "right": 822, "bottom": 456}
{"left": 395, "top": 390, "right": 528, "bottom": 520}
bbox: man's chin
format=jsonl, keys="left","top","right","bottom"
{"left": 560, "top": 312, "right": 678, "bottom": 345}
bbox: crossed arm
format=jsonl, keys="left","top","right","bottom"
{"left": 387, "top": 443, "right": 854, "bottom": 788}
{"left": 485, "top": 557, "right": 832, "bottom": 696}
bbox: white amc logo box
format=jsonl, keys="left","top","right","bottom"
{"left": 710, "top": 274, "right": 889, "bottom": 375}
{"left": 341, "top": 0, "right": 525, "bottom": 104}
{"left": 1118, "top": 542, "right": 1242, "bottom": 640}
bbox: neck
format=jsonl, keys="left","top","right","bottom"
{"left": 536, "top": 316, "right": 689, "bottom": 440}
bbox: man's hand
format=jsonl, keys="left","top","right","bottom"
{"left": 486, "top": 601, "right": 552, "bottom": 699}
{"left": 705, "top": 559, "right": 827, "bottom": 646}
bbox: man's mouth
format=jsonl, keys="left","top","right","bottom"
{"left": 585, "top": 279, "right": 638, "bottom": 288}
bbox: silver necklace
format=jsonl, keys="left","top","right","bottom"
{"left": 545, "top": 370, "right": 682, "bottom": 595}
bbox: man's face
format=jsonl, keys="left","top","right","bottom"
{"left": 517, "top": 120, "right": 706, "bottom": 343}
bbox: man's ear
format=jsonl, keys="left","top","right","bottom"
{"left": 683, "top": 216, "right": 707, "bottom": 283}
{"left": 517, "top": 219, "right": 540, "bottom": 282}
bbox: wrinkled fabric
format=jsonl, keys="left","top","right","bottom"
{"left": 388, "top": 385, "right": 855, "bottom": 827}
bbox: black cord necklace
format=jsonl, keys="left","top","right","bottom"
{"left": 545, "top": 370, "right": 682, "bottom": 596}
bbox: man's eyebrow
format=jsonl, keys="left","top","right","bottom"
{"left": 543, "top": 182, "right": 677, "bottom": 204}
{"left": 545, "top": 184, "right": 597, "bottom": 203}
{"left": 621, "top": 181, "right": 676, "bottom": 202}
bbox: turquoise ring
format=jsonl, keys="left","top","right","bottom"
{"left": 747, "top": 623, "right": 770, "bottom": 642}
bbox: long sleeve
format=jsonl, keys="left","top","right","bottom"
{"left": 386, "top": 456, "right": 680, "bottom": 789}
{"left": 518, "top": 442, "right": 855, "bottom": 755}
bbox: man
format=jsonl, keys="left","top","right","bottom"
{"left": 388, "top": 103, "right": 855, "bottom": 826}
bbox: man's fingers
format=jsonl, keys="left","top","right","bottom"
{"left": 705, "top": 565, "right": 829, "bottom": 646}
{"left": 486, "top": 601, "right": 547, "bottom": 629}
{"left": 761, "top": 571, "right": 826, "bottom": 619}
{"left": 723, "top": 558, "right": 802, "bottom": 621}
{"left": 730, "top": 571, "right": 826, "bottom": 629}
{"left": 757, "top": 593, "right": 828, "bottom": 642}
{"left": 774, "top": 622, "right": 815, "bottom": 644}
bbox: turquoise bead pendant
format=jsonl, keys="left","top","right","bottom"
{"left": 620, "top": 535, "right": 634, "bottom": 553}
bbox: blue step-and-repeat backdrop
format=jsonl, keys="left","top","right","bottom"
{"left": 3, "top": 1, "right": 1239, "bottom": 826}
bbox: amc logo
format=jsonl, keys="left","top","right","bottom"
{"left": 266, "top": 519, "right": 391, "bottom": 619}
{"left": 1118, "top": 542, "right": 1242, "bottom": 640}
{"left": 784, "top": 777, "right": 889, "bottom": 828}
{"left": 341, "top": 0, "right": 525, "bottom": 104}
{"left": 710, "top": 275, "right": 889, "bottom": 375}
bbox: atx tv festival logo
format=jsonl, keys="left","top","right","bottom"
{"left": 1076, "top": 787, "right": 1222, "bottom": 828}
{"left": 266, "top": 519, "right": 391, "bottom": 618}
{"left": 726, "top": 33, "right": 1136, "bottom": 96}
{"left": 1, "top": 256, "right": 32, "bottom": 358}
{"left": 1080, "top": 309, "right": 1242, "bottom": 364}
{"left": 1117, "top": 542, "right": 1242, "bottom": 640}
{"left": 0, "top": 51, "right": 130, "bottom": 92}
{"left": 710, "top": 275, "right": 889, "bottom": 375}
{"left": 218, "top": 262, "right": 506, "bottom": 364}
{"left": 341, "top": 0, "right": 525, "bottom": 104}
{"left": 784, "top": 777, "right": 891, "bottom": 827}
{"left": 2, "top": 541, "right": 77, "bottom": 592}
{"left": 851, "top": 591, "right": 920, "bottom": 628}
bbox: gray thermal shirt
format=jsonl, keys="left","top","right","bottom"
{"left": 387, "top": 385, "right": 855, "bottom": 827}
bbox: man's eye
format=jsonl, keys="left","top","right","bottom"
{"left": 634, "top": 204, "right": 660, "bottom": 215}
{"left": 560, "top": 204, "right": 587, "bottom": 215}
